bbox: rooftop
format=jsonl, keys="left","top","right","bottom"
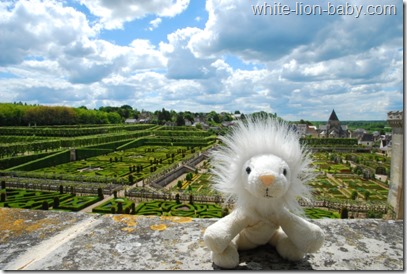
{"left": 0, "top": 207, "right": 404, "bottom": 270}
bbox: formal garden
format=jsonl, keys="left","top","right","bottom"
{"left": 36, "top": 145, "right": 202, "bottom": 184}
{"left": 311, "top": 152, "right": 390, "bottom": 202}
{"left": 0, "top": 123, "right": 392, "bottom": 219}
{"left": 0, "top": 185, "right": 101, "bottom": 212}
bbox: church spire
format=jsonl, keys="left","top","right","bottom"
{"left": 328, "top": 109, "right": 339, "bottom": 121}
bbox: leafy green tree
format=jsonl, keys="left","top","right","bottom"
{"left": 186, "top": 173, "right": 193, "bottom": 181}
{"left": 176, "top": 113, "right": 185, "bottom": 126}
{"left": 364, "top": 190, "right": 370, "bottom": 201}
{"left": 340, "top": 207, "right": 348, "bottom": 219}
{"left": 351, "top": 191, "right": 358, "bottom": 200}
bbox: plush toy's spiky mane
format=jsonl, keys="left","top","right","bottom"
{"left": 210, "top": 115, "right": 315, "bottom": 214}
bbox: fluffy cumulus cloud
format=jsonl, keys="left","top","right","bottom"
{"left": 0, "top": 0, "right": 403, "bottom": 120}
{"left": 184, "top": 0, "right": 403, "bottom": 119}
{"left": 79, "top": 0, "right": 189, "bottom": 30}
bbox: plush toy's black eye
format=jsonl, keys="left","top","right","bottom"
{"left": 283, "top": 169, "right": 287, "bottom": 176}
{"left": 246, "top": 167, "right": 251, "bottom": 174}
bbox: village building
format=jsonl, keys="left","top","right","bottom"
{"left": 318, "top": 109, "right": 350, "bottom": 138}
{"left": 358, "top": 133, "right": 374, "bottom": 147}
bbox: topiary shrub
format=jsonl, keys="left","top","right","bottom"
{"left": 117, "top": 201, "right": 123, "bottom": 214}
{"left": 97, "top": 188, "right": 104, "bottom": 200}
{"left": 340, "top": 207, "right": 348, "bottom": 219}
{"left": 53, "top": 197, "right": 60, "bottom": 208}
{"left": 42, "top": 201, "right": 49, "bottom": 210}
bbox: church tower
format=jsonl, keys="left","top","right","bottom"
{"left": 326, "top": 109, "right": 343, "bottom": 138}
{"left": 328, "top": 109, "right": 340, "bottom": 129}
{"left": 318, "top": 109, "right": 349, "bottom": 138}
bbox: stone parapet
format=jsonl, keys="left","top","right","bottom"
{"left": 0, "top": 208, "right": 403, "bottom": 270}
{"left": 387, "top": 111, "right": 403, "bottom": 128}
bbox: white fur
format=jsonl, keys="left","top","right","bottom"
{"left": 204, "top": 116, "right": 324, "bottom": 269}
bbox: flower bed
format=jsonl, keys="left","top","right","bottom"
{"left": 0, "top": 188, "right": 101, "bottom": 211}
{"left": 92, "top": 199, "right": 223, "bottom": 218}
{"left": 304, "top": 208, "right": 339, "bottom": 219}
{"left": 57, "top": 196, "right": 101, "bottom": 211}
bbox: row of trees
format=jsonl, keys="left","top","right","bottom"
{"left": 0, "top": 103, "right": 243, "bottom": 127}
{"left": 1, "top": 102, "right": 280, "bottom": 128}
{"left": 0, "top": 103, "right": 121, "bottom": 126}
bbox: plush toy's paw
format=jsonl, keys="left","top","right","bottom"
{"left": 204, "top": 228, "right": 229, "bottom": 254}
{"left": 276, "top": 237, "right": 305, "bottom": 261}
{"left": 303, "top": 224, "right": 325, "bottom": 253}
{"left": 212, "top": 244, "right": 239, "bottom": 269}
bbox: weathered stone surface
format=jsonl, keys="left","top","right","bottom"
{"left": 0, "top": 208, "right": 403, "bottom": 270}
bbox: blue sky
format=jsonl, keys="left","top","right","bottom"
{"left": 0, "top": 0, "right": 403, "bottom": 121}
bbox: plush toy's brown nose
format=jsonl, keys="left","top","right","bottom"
{"left": 260, "top": 175, "right": 275, "bottom": 186}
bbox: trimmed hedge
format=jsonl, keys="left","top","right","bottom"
{"left": 0, "top": 188, "right": 78, "bottom": 210}
{"left": 57, "top": 196, "right": 101, "bottom": 211}
{"left": 116, "top": 138, "right": 147, "bottom": 151}
{"left": 6, "top": 150, "right": 71, "bottom": 171}
{"left": 304, "top": 208, "right": 339, "bottom": 219}
{"left": 0, "top": 151, "right": 56, "bottom": 170}
{"left": 92, "top": 198, "right": 134, "bottom": 214}
{"left": 92, "top": 199, "right": 224, "bottom": 218}
{"left": 75, "top": 148, "right": 114, "bottom": 160}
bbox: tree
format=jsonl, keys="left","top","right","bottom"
{"left": 176, "top": 113, "right": 185, "bottom": 126}
{"left": 351, "top": 191, "right": 358, "bottom": 200}
{"left": 42, "top": 201, "right": 49, "bottom": 210}
{"left": 186, "top": 173, "right": 193, "bottom": 181}
{"left": 157, "top": 108, "right": 171, "bottom": 124}
{"left": 364, "top": 190, "right": 370, "bottom": 201}
{"left": 120, "top": 105, "right": 133, "bottom": 119}
{"left": 97, "top": 188, "right": 104, "bottom": 200}
{"left": 117, "top": 202, "right": 123, "bottom": 214}
{"left": 208, "top": 111, "right": 220, "bottom": 124}
{"left": 340, "top": 207, "right": 348, "bottom": 219}
{"left": 53, "top": 197, "right": 60, "bottom": 208}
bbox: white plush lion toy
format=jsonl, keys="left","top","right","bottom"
{"left": 204, "top": 116, "right": 324, "bottom": 269}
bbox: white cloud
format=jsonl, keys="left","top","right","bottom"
{"left": 79, "top": 0, "right": 189, "bottom": 30}
{"left": 163, "top": 27, "right": 216, "bottom": 79}
{"left": 0, "top": 0, "right": 95, "bottom": 65}
{"left": 148, "top": 17, "right": 162, "bottom": 31}
{"left": 0, "top": 0, "right": 402, "bottom": 121}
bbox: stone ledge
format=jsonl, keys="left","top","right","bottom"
{"left": 0, "top": 208, "right": 403, "bottom": 270}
